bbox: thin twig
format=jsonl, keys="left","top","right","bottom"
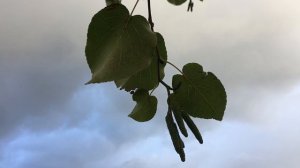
{"left": 125, "top": 0, "right": 140, "bottom": 29}
{"left": 130, "top": 0, "right": 140, "bottom": 16}
{"left": 147, "top": 0, "right": 154, "bottom": 31}
{"left": 166, "top": 61, "right": 184, "bottom": 75}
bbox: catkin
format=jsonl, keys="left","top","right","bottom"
{"left": 166, "top": 112, "right": 185, "bottom": 162}
{"left": 172, "top": 109, "right": 188, "bottom": 137}
{"left": 182, "top": 112, "right": 203, "bottom": 144}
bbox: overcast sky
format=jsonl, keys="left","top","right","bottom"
{"left": 1, "top": 0, "right": 300, "bottom": 167}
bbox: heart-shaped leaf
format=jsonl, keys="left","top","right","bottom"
{"left": 172, "top": 63, "right": 227, "bottom": 120}
{"left": 129, "top": 89, "right": 157, "bottom": 122}
{"left": 115, "top": 33, "right": 167, "bottom": 91}
{"left": 85, "top": 4, "right": 157, "bottom": 84}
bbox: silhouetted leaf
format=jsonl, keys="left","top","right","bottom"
{"left": 172, "top": 63, "right": 227, "bottom": 120}
{"left": 85, "top": 4, "right": 157, "bottom": 84}
{"left": 115, "top": 33, "right": 167, "bottom": 91}
{"left": 129, "top": 89, "right": 157, "bottom": 122}
{"left": 167, "top": 0, "right": 187, "bottom": 5}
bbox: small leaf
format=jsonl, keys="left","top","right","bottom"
{"left": 167, "top": 0, "right": 187, "bottom": 5}
{"left": 172, "top": 63, "right": 227, "bottom": 120}
{"left": 129, "top": 89, "right": 157, "bottom": 122}
{"left": 115, "top": 33, "right": 167, "bottom": 91}
{"left": 85, "top": 4, "right": 157, "bottom": 84}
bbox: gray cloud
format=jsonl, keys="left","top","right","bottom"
{"left": 150, "top": 0, "right": 300, "bottom": 122}
{"left": 0, "top": 0, "right": 103, "bottom": 137}
{"left": 0, "top": 34, "right": 86, "bottom": 136}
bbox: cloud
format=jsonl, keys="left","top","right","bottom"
{"left": 156, "top": 0, "right": 300, "bottom": 89}
{"left": 0, "top": 0, "right": 103, "bottom": 137}
{"left": 0, "top": 34, "right": 86, "bottom": 136}
{"left": 2, "top": 86, "right": 300, "bottom": 168}
{"left": 1, "top": 0, "right": 300, "bottom": 168}
{"left": 0, "top": 128, "right": 115, "bottom": 168}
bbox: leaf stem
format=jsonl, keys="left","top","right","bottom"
{"left": 147, "top": 0, "right": 154, "bottom": 31}
{"left": 125, "top": 0, "right": 140, "bottom": 28}
{"left": 130, "top": 0, "right": 140, "bottom": 16}
{"left": 165, "top": 60, "right": 184, "bottom": 75}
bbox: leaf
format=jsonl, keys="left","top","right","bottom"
{"left": 115, "top": 33, "right": 167, "bottom": 91}
{"left": 85, "top": 4, "right": 157, "bottom": 84}
{"left": 129, "top": 89, "right": 157, "bottom": 122}
{"left": 167, "top": 0, "right": 187, "bottom": 5}
{"left": 172, "top": 63, "right": 227, "bottom": 120}
{"left": 105, "top": 0, "right": 121, "bottom": 6}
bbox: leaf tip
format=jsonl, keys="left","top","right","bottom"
{"left": 85, "top": 81, "right": 92, "bottom": 85}
{"left": 85, "top": 78, "right": 96, "bottom": 85}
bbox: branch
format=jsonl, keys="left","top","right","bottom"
{"left": 147, "top": 0, "right": 174, "bottom": 91}
{"left": 147, "top": 0, "right": 154, "bottom": 31}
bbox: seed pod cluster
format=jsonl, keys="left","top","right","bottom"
{"left": 172, "top": 107, "right": 188, "bottom": 137}
{"left": 165, "top": 110, "right": 185, "bottom": 162}
{"left": 181, "top": 111, "right": 203, "bottom": 144}
{"left": 166, "top": 95, "right": 204, "bottom": 161}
